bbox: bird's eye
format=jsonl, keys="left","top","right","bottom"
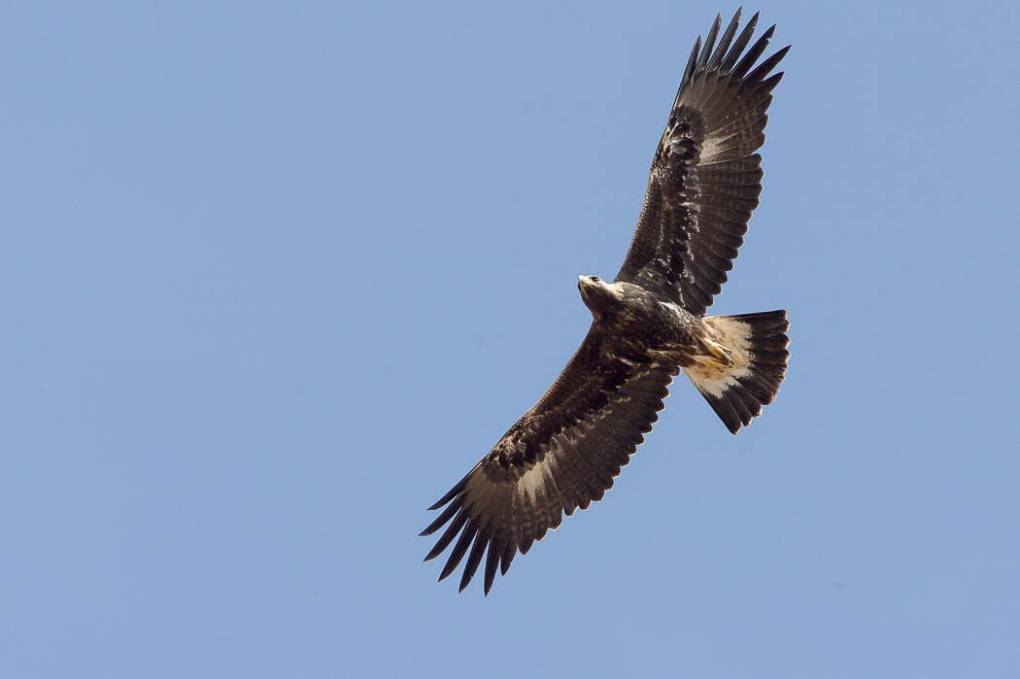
{"left": 591, "top": 276, "right": 600, "bottom": 283}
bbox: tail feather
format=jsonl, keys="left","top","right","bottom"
{"left": 687, "top": 310, "right": 790, "bottom": 434}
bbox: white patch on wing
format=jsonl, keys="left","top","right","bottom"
{"left": 518, "top": 457, "right": 554, "bottom": 504}
{"left": 685, "top": 316, "right": 753, "bottom": 398}
{"left": 698, "top": 131, "right": 738, "bottom": 165}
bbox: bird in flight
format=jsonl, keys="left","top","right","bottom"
{"left": 422, "top": 9, "right": 791, "bottom": 595}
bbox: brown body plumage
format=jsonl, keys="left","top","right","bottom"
{"left": 423, "top": 10, "right": 791, "bottom": 594}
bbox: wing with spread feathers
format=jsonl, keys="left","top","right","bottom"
{"left": 616, "top": 10, "right": 789, "bottom": 315}
{"left": 421, "top": 330, "right": 677, "bottom": 594}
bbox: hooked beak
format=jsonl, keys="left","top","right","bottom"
{"left": 577, "top": 275, "right": 595, "bottom": 298}
{"left": 577, "top": 275, "right": 604, "bottom": 306}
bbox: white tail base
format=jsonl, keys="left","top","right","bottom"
{"left": 685, "top": 316, "right": 753, "bottom": 398}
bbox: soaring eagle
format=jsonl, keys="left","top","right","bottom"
{"left": 422, "top": 10, "right": 791, "bottom": 594}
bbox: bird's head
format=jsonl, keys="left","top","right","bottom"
{"left": 577, "top": 275, "right": 623, "bottom": 318}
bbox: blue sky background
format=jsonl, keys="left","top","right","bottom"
{"left": 2, "top": 1, "right": 1018, "bottom": 677}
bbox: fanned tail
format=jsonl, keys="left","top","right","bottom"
{"left": 687, "top": 310, "right": 789, "bottom": 434}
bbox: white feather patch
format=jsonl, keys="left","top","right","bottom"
{"left": 698, "top": 131, "right": 738, "bottom": 165}
{"left": 518, "top": 457, "right": 554, "bottom": 504}
{"left": 685, "top": 316, "right": 753, "bottom": 398}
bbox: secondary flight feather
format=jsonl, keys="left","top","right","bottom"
{"left": 422, "top": 9, "right": 791, "bottom": 595}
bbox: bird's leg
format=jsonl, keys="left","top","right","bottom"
{"left": 700, "top": 337, "right": 733, "bottom": 366}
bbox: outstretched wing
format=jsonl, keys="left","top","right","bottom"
{"left": 421, "top": 330, "right": 677, "bottom": 594}
{"left": 616, "top": 10, "right": 789, "bottom": 316}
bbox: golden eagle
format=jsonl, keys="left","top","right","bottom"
{"left": 422, "top": 9, "right": 791, "bottom": 594}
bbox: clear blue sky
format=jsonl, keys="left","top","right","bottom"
{"left": 2, "top": 1, "right": 1017, "bottom": 677}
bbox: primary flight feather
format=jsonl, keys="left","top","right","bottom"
{"left": 422, "top": 9, "right": 791, "bottom": 595}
